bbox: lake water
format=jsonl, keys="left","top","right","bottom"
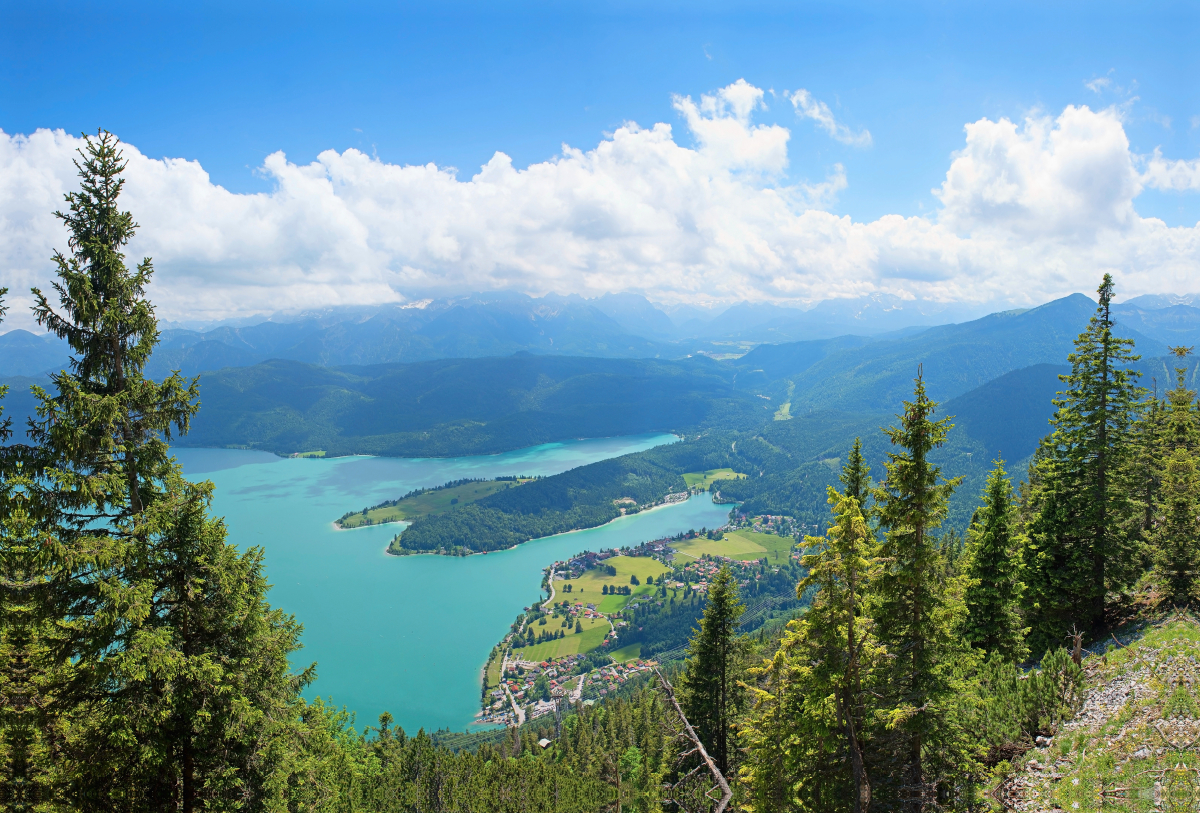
{"left": 174, "top": 435, "right": 733, "bottom": 734}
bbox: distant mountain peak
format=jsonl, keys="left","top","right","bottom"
{"left": 1121, "top": 293, "right": 1200, "bottom": 309}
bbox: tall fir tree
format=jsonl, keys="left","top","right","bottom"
{"left": 1151, "top": 347, "right": 1200, "bottom": 605}
{"left": 960, "top": 460, "right": 1029, "bottom": 662}
{"left": 1023, "top": 274, "right": 1144, "bottom": 649}
{"left": 679, "top": 564, "right": 744, "bottom": 776}
{"left": 22, "top": 131, "right": 315, "bottom": 811}
{"left": 872, "top": 369, "right": 964, "bottom": 811}
{"left": 842, "top": 437, "right": 872, "bottom": 507}
{"left": 740, "top": 487, "right": 880, "bottom": 813}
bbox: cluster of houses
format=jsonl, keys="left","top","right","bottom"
{"left": 582, "top": 659, "right": 659, "bottom": 698}
{"left": 476, "top": 653, "right": 591, "bottom": 726}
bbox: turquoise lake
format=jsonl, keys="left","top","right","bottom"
{"left": 174, "top": 435, "right": 733, "bottom": 734}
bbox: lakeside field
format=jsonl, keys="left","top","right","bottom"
{"left": 671, "top": 529, "right": 795, "bottom": 564}
{"left": 515, "top": 616, "right": 610, "bottom": 661}
{"left": 337, "top": 479, "right": 530, "bottom": 528}
{"left": 559, "top": 555, "right": 670, "bottom": 613}
{"left": 484, "top": 649, "right": 503, "bottom": 695}
{"left": 681, "top": 468, "right": 747, "bottom": 490}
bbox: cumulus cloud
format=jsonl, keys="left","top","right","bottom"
{"left": 1, "top": 83, "right": 1198, "bottom": 331}
{"left": 1141, "top": 149, "right": 1200, "bottom": 192}
{"left": 787, "top": 89, "right": 873, "bottom": 147}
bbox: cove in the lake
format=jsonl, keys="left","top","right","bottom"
{"left": 175, "top": 435, "right": 734, "bottom": 734}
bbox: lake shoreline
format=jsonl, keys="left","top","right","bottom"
{"left": 382, "top": 491, "right": 714, "bottom": 558}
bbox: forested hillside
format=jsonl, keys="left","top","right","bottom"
{"left": 174, "top": 354, "right": 764, "bottom": 456}
{"left": 739, "top": 294, "right": 1169, "bottom": 412}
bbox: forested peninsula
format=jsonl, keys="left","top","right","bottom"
{"left": 391, "top": 445, "right": 705, "bottom": 554}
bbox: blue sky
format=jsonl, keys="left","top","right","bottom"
{"left": 6, "top": 1, "right": 1197, "bottom": 221}
{"left": 2, "top": 1, "right": 1199, "bottom": 325}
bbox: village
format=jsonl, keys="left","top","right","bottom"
{"left": 476, "top": 653, "right": 663, "bottom": 726}
{"left": 475, "top": 514, "right": 807, "bottom": 727}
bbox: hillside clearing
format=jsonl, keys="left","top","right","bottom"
{"left": 681, "top": 468, "right": 748, "bottom": 490}
{"left": 559, "top": 555, "right": 670, "bottom": 612}
{"left": 671, "top": 529, "right": 795, "bottom": 563}
{"left": 514, "top": 616, "right": 609, "bottom": 661}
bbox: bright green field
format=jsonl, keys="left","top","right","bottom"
{"left": 672, "top": 529, "right": 795, "bottom": 563}
{"left": 560, "top": 555, "right": 669, "bottom": 612}
{"left": 514, "top": 616, "right": 609, "bottom": 661}
{"left": 608, "top": 643, "right": 642, "bottom": 662}
{"left": 484, "top": 649, "right": 503, "bottom": 694}
{"left": 681, "top": 468, "right": 747, "bottom": 490}
{"left": 293, "top": 450, "right": 326, "bottom": 458}
{"left": 337, "top": 479, "right": 529, "bottom": 528}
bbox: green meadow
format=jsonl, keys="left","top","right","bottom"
{"left": 680, "top": 468, "right": 747, "bottom": 490}
{"left": 516, "top": 616, "right": 610, "bottom": 661}
{"left": 559, "top": 555, "right": 670, "bottom": 612}
{"left": 608, "top": 643, "right": 642, "bottom": 663}
{"left": 671, "top": 529, "right": 795, "bottom": 563}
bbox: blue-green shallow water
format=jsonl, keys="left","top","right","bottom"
{"left": 173, "top": 435, "right": 733, "bottom": 734}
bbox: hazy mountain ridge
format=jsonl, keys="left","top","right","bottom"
{"left": 167, "top": 354, "right": 763, "bottom": 457}
{"left": 6, "top": 291, "right": 1200, "bottom": 380}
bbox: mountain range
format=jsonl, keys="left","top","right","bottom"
{"left": 4, "top": 291, "right": 1199, "bottom": 381}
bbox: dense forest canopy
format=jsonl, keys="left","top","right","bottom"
{"left": 1, "top": 132, "right": 1197, "bottom": 812}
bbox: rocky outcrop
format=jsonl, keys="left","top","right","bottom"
{"left": 994, "top": 612, "right": 1199, "bottom": 812}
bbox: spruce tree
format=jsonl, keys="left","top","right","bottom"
{"left": 960, "top": 460, "right": 1029, "bottom": 662}
{"left": 1152, "top": 347, "right": 1200, "bottom": 605}
{"left": 679, "top": 564, "right": 744, "bottom": 776}
{"left": 872, "top": 369, "right": 963, "bottom": 811}
{"left": 794, "top": 487, "right": 876, "bottom": 811}
{"left": 22, "top": 132, "right": 316, "bottom": 810}
{"left": 31, "top": 131, "right": 199, "bottom": 521}
{"left": 842, "top": 437, "right": 871, "bottom": 507}
{"left": 1023, "top": 274, "right": 1144, "bottom": 648}
{"left": 0, "top": 290, "right": 62, "bottom": 806}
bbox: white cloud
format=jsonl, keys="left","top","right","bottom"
{"left": 1, "top": 84, "right": 1199, "bottom": 332}
{"left": 935, "top": 105, "right": 1142, "bottom": 237}
{"left": 1141, "top": 148, "right": 1200, "bottom": 192}
{"left": 1086, "top": 76, "right": 1112, "bottom": 93}
{"left": 787, "top": 89, "right": 872, "bottom": 147}
{"left": 672, "top": 79, "right": 790, "bottom": 173}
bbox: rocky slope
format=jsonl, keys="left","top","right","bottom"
{"left": 995, "top": 613, "right": 1200, "bottom": 812}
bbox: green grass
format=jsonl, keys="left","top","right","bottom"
{"left": 484, "top": 649, "right": 503, "bottom": 694}
{"left": 773, "top": 402, "right": 792, "bottom": 421}
{"left": 681, "top": 468, "right": 748, "bottom": 491}
{"left": 514, "top": 617, "right": 609, "bottom": 661}
{"left": 672, "top": 529, "right": 796, "bottom": 563}
{"left": 608, "top": 643, "right": 642, "bottom": 663}
{"left": 337, "top": 479, "right": 530, "bottom": 528}
{"left": 293, "top": 450, "right": 326, "bottom": 458}
{"left": 560, "top": 555, "right": 670, "bottom": 612}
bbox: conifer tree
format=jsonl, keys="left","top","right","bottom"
{"left": 960, "top": 460, "right": 1029, "bottom": 662}
{"left": 1151, "top": 347, "right": 1200, "bottom": 605}
{"left": 20, "top": 132, "right": 318, "bottom": 811}
{"left": 59, "top": 472, "right": 312, "bottom": 810}
{"left": 872, "top": 369, "right": 963, "bottom": 811}
{"left": 679, "top": 564, "right": 744, "bottom": 776}
{"left": 842, "top": 437, "right": 871, "bottom": 506}
{"left": 795, "top": 487, "right": 876, "bottom": 811}
{"left": 1023, "top": 274, "right": 1144, "bottom": 648}
{"left": 31, "top": 131, "right": 199, "bottom": 521}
